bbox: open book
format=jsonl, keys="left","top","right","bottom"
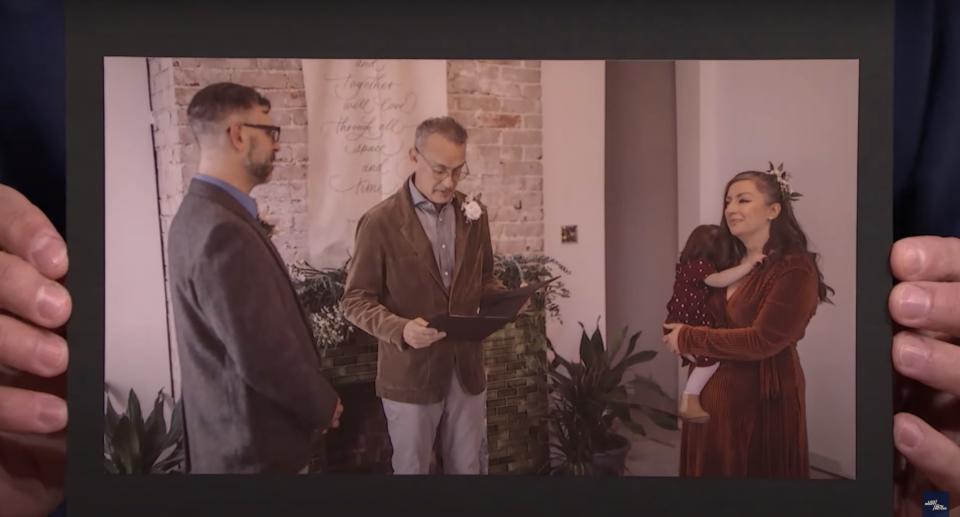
{"left": 426, "top": 276, "right": 560, "bottom": 341}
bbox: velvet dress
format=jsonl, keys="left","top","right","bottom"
{"left": 677, "top": 253, "right": 820, "bottom": 478}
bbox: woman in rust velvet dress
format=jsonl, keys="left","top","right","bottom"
{"left": 663, "top": 166, "right": 834, "bottom": 478}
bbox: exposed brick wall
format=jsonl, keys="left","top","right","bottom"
{"left": 149, "top": 57, "right": 309, "bottom": 265}
{"left": 149, "top": 58, "right": 548, "bottom": 474}
{"left": 447, "top": 60, "right": 544, "bottom": 255}
{"left": 149, "top": 58, "right": 546, "bottom": 272}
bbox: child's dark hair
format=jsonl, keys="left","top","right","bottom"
{"left": 679, "top": 224, "right": 730, "bottom": 267}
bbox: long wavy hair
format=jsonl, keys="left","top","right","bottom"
{"left": 720, "top": 170, "right": 834, "bottom": 304}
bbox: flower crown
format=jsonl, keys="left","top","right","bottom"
{"left": 765, "top": 162, "right": 802, "bottom": 202}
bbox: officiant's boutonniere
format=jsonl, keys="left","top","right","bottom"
{"left": 462, "top": 192, "right": 483, "bottom": 224}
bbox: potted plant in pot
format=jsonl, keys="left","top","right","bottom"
{"left": 542, "top": 322, "right": 677, "bottom": 476}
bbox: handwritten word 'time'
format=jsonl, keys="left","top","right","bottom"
{"left": 328, "top": 174, "right": 383, "bottom": 195}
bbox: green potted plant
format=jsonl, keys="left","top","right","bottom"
{"left": 542, "top": 322, "right": 677, "bottom": 475}
{"left": 492, "top": 253, "right": 571, "bottom": 349}
{"left": 104, "top": 388, "right": 185, "bottom": 474}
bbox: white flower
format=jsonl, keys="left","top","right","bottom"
{"left": 309, "top": 304, "right": 353, "bottom": 355}
{"left": 462, "top": 193, "right": 483, "bottom": 223}
{"left": 766, "top": 162, "right": 792, "bottom": 194}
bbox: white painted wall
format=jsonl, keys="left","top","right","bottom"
{"left": 542, "top": 61, "right": 607, "bottom": 361}
{"left": 104, "top": 57, "right": 174, "bottom": 412}
{"left": 675, "top": 59, "right": 859, "bottom": 478}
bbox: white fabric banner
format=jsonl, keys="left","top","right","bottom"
{"left": 302, "top": 59, "right": 447, "bottom": 268}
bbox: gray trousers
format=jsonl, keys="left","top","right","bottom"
{"left": 381, "top": 370, "right": 487, "bottom": 475}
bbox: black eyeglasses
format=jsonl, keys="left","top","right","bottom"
{"left": 241, "top": 123, "right": 281, "bottom": 143}
{"left": 415, "top": 147, "right": 470, "bottom": 181}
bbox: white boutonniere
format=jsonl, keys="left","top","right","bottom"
{"left": 462, "top": 192, "right": 483, "bottom": 223}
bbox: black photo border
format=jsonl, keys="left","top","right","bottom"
{"left": 66, "top": 1, "right": 893, "bottom": 515}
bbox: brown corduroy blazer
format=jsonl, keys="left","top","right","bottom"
{"left": 341, "top": 177, "right": 505, "bottom": 404}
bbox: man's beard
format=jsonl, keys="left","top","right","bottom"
{"left": 245, "top": 146, "right": 274, "bottom": 183}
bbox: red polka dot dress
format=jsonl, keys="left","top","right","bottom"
{"left": 666, "top": 259, "right": 719, "bottom": 367}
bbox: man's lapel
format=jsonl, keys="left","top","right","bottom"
{"left": 396, "top": 179, "right": 447, "bottom": 293}
{"left": 450, "top": 192, "right": 470, "bottom": 289}
{"left": 189, "top": 179, "right": 314, "bottom": 332}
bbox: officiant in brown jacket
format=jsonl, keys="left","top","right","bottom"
{"left": 342, "top": 116, "right": 506, "bottom": 475}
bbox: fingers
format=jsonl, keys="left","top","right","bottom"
{"left": 892, "top": 332, "right": 960, "bottom": 397}
{"left": 894, "top": 412, "right": 960, "bottom": 498}
{"left": 0, "top": 385, "right": 67, "bottom": 434}
{"left": 0, "top": 315, "right": 69, "bottom": 377}
{"left": 889, "top": 281, "right": 960, "bottom": 337}
{"left": 403, "top": 318, "right": 446, "bottom": 348}
{"left": 0, "top": 251, "right": 72, "bottom": 329}
{"left": 331, "top": 401, "right": 344, "bottom": 428}
{"left": 0, "top": 184, "right": 69, "bottom": 280}
{"left": 660, "top": 327, "right": 681, "bottom": 355}
{"left": 891, "top": 236, "right": 960, "bottom": 283}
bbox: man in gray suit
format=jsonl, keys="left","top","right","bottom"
{"left": 168, "top": 82, "right": 342, "bottom": 474}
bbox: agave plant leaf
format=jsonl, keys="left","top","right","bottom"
{"left": 606, "top": 400, "right": 646, "bottom": 437}
{"left": 141, "top": 391, "right": 167, "bottom": 469}
{"left": 598, "top": 361, "right": 629, "bottom": 393}
{"left": 582, "top": 319, "right": 607, "bottom": 367}
{"left": 609, "top": 330, "right": 642, "bottom": 372}
{"left": 576, "top": 322, "right": 595, "bottom": 368}
{"left": 105, "top": 396, "right": 120, "bottom": 442}
{"left": 630, "top": 376, "right": 676, "bottom": 413}
{"left": 609, "top": 349, "right": 657, "bottom": 387}
{"left": 547, "top": 369, "right": 575, "bottom": 393}
{"left": 111, "top": 415, "right": 138, "bottom": 474}
{"left": 630, "top": 375, "right": 671, "bottom": 399}
{"left": 159, "top": 398, "right": 185, "bottom": 453}
{"left": 104, "top": 457, "right": 120, "bottom": 474}
{"left": 604, "top": 384, "right": 630, "bottom": 405}
{"left": 605, "top": 326, "right": 629, "bottom": 364}
{"left": 126, "top": 390, "right": 145, "bottom": 457}
{"left": 543, "top": 337, "right": 568, "bottom": 365}
{"left": 153, "top": 453, "right": 185, "bottom": 474}
{"left": 153, "top": 442, "right": 186, "bottom": 474}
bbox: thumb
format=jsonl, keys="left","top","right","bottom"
{"left": 412, "top": 317, "right": 429, "bottom": 327}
